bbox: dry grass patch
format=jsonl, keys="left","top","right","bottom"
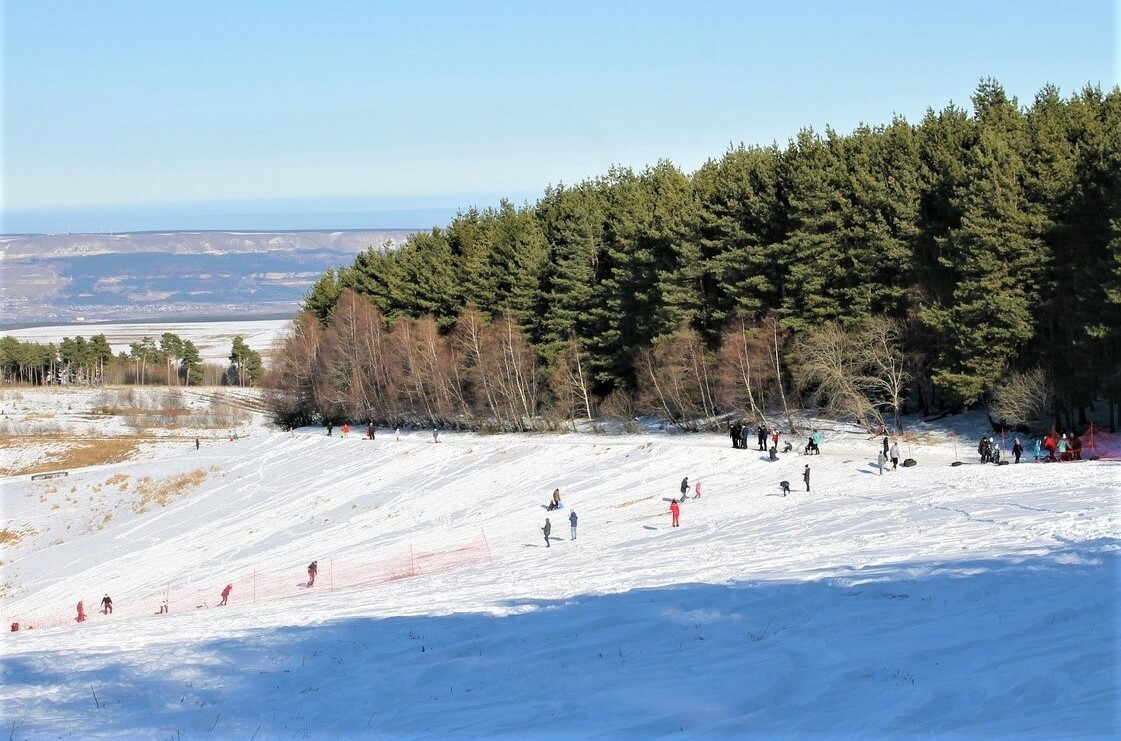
{"left": 902, "top": 430, "right": 943, "bottom": 446}
{"left": 0, "top": 525, "right": 37, "bottom": 547}
{"left": 0, "top": 438, "right": 143, "bottom": 476}
{"left": 131, "top": 469, "right": 210, "bottom": 513}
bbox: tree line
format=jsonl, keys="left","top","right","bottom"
{"left": 270, "top": 79, "right": 1119, "bottom": 433}
{"left": 0, "top": 333, "right": 263, "bottom": 388}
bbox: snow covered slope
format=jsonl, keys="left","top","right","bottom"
{"left": 1, "top": 417, "right": 1118, "bottom": 738}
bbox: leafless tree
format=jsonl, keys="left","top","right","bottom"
{"left": 550, "top": 334, "right": 596, "bottom": 427}
{"left": 716, "top": 313, "right": 773, "bottom": 425}
{"left": 790, "top": 316, "right": 910, "bottom": 433}
{"left": 265, "top": 311, "right": 323, "bottom": 427}
{"left": 635, "top": 324, "right": 717, "bottom": 429}
{"left": 991, "top": 367, "right": 1053, "bottom": 427}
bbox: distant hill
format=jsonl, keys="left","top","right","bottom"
{"left": 0, "top": 230, "right": 414, "bottom": 326}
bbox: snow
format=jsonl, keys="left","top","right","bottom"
{"left": 1, "top": 320, "right": 289, "bottom": 363}
{"left": 1, "top": 390, "right": 1118, "bottom": 738}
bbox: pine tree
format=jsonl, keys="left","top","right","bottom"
{"left": 924, "top": 126, "right": 1038, "bottom": 408}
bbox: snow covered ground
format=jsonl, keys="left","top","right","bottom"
{"left": 1, "top": 390, "right": 1118, "bottom": 738}
{"left": 1, "top": 320, "right": 289, "bottom": 363}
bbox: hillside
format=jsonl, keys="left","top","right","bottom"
{"left": 0, "top": 231, "right": 414, "bottom": 325}
{"left": 0, "top": 388, "right": 1117, "bottom": 738}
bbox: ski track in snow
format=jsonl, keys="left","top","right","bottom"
{"left": 0, "top": 402, "right": 1118, "bottom": 738}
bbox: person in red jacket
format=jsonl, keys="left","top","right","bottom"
{"left": 670, "top": 499, "right": 680, "bottom": 527}
{"left": 76, "top": 600, "right": 86, "bottom": 623}
{"left": 219, "top": 584, "right": 232, "bottom": 606}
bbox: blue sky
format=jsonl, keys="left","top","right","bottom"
{"left": 2, "top": 0, "right": 1117, "bottom": 233}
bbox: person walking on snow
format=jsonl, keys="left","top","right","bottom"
{"left": 882, "top": 436, "right": 890, "bottom": 459}
{"left": 877, "top": 449, "right": 887, "bottom": 475}
{"left": 569, "top": 510, "right": 578, "bottom": 540}
{"left": 542, "top": 518, "right": 552, "bottom": 547}
{"left": 757, "top": 425, "right": 767, "bottom": 451}
{"left": 433, "top": 428, "right": 440, "bottom": 443}
{"left": 1012, "top": 438, "right": 1023, "bottom": 464}
{"left": 76, "top": 600, "right": 86, "bottom": 623}
{"left": 670, "top": 499, "right": 681, "bottom": 527}
{"left": 219, "top": 584, "right": 232, "bottom": 606}
{"left": 307, "top": 561, "right": 318, "bottom": 587}
{"left": 694, "top": 480, "right": 702, "bottom": 499}
{"left": 101, "top": 594, "right": 113, "bottom": 614}
{"left": 889, "top": 441, "right": 900, "bottom": 470}
{"left": 803, "top": 465, "right": 811, "bottom": 492}
{"left": 680, "top": 477, "right": 689, "bottom": 500}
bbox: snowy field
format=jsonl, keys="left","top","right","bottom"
{"left": 1, "top": 319, "right": 290, "bottom": 363}
{"left": 1, "top": 389, "right": 1118, "bottom": 738}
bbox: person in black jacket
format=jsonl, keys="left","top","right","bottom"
{"left": 542, "top": 518, "right": 552, "bottom": 547}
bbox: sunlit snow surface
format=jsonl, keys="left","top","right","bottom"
{"left": 1, "top": 391, "right": 1118, "bottom": 739}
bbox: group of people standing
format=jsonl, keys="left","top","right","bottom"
{"left": 542, "top": 494, "right": 578, "bottom": 547}
{"left": 728, "top": 422, "right": 789, "bottom": 453}
{"left": 878, "top": 436, "right": 902, "bottom": 473}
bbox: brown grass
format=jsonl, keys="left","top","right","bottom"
{"left": 0, "top": 439, "right": 143, "bottom": 477}
{"left": 131, "top": 468, "right": 210, "bottom": 513}
{"left": 0, "top": 525, "right": 37, "bottom": 548}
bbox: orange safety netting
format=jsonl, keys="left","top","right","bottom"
{"left": 5, "top": 531, "right": 492, "bottom": 633}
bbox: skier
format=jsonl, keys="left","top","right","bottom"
{"left": 76, "top": 600, "right": 86, "bottom": 623}
{"left": 889, "top": 441, "right": 900, "bottom": 470}
{"left": 219, "top": 584, "right": 232, "bottom": 606}
{"left": 542, "top": 518, "right": 552, "bottom": 547}
{"left": 680, "top": 477, "right": 689, "bottom": 500}
{"left": 877, "top": 449, "right": 887, "bottom": 475}
{"left": 569, "top": 509, "right": 578, "bottom": 540}
{"left": 307, "top": 561, "right": 318, "bottom": 587}
{"left": 802, "top": 465, "right": 811, "bottom": 492}
{"left": 670, "top": 499, "right": 680, "bottom": 527}
{"left": 101, "top": 594, "right": 113, "bottom": 615}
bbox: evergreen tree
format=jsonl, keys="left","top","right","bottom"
{"left": 689, "top": 145, "right": 784, "bottom": 338}
{"left": 924, "top": 126, "right": 1038, "bottom": 408}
